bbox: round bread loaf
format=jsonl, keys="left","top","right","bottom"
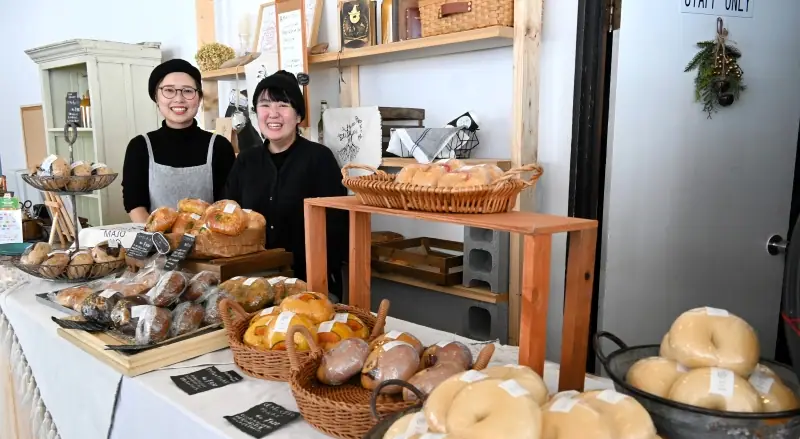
{"left": 668, "top": 367, "right": 762, "bottom": 412}
{"left": 626, "top": 356, "right": 688, "bottom": 398}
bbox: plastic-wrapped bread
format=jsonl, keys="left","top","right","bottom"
{"left": 90, "top": 162, "right": 113, "bottom": 175}
{"left": 146, "top": 271, "right": 187, "bottom": 307}
{"left": 80, "top": 289, "right": 124, "bottom": 324}
{"left": 53, "top": 285, "right": 94, "bottom": 312}
{"left": 361, "top": 341, "right": 420, "bottom": 394}
{"left": 183, "top": 270, "right": 220, "bottom": 302}
{"left": 177, "top": 198, "right": 210, "bottom": 216}
{"left": 145, "top": 206, "right": 179, "bottom": 232}
{"left": 243, "top": 209, "right": 266, "bottom": 229}
{"left": 39, "top": 251, "right": 70, "bottom": 278}
{"left": 421, "top": 340, "right": 473, "bottom": 370}
{"left": 410, "top": 165, "right": 447, "bottom": 187}
{"left": 67, "top": 161, "right": 92, "bottom": 191}
{"left": 169, "top": 302, "right": 205, "bottom": 337}
{"left": 228, "top": 277, "right": 274, "bottom": 313}
{"left": 317, "top": 338, "right": 371, "bottom": 385}
{"left": 668, "top": 367, "right": 762, "bottom": 412}
{"left": 67, "top": 250, "right": 94, "bottom": 279}
{"left": 204, "top": 200, "right": 247, "bottom": 236}
{"left": 21, "top": 242, "right": 52, "bottom": 265}
{"left": 626, "top": 356, "right": 687, "bottom": 398}
{"left": 172, "top": 212, "right": 203, "bottom": 235}
{"left": 110, "top": 295, "right": 150, "bottom": 336}
{"left": 134, "top": 305, "right": 172, "bottom": 345}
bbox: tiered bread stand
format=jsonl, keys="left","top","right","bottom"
{"left": 304, "top": 196, "right": 598, "bottom": 391}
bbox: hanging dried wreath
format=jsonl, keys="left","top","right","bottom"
{"left": 684, "top": 18, "right": 746, "bottom": 118}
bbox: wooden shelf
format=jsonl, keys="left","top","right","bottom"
{"left": 380, "top": 157, "right": 512, "bottom": 171}
{"left": 372, "top": 271, "right": 508, "bottom": 304}
{"left": 201, "top": 66, "right": 245, "bottom": 81}
{"left": 309, "top": 26, "right": 513, "bottom": 69}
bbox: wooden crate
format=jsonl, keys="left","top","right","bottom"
{"left": 57, "top": 326, "right": 228, "bottom": 377}
{"left": 371, "top": 237, "right": 463, "bottom": 285}
{"left": 126, "top": 248, "right": 294, "bottom": 281}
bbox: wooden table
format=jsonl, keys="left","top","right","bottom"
{"left": 304, "top": 196, "right": 598, "bottom": 391}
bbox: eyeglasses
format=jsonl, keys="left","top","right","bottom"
{"left": 159, "top": 86, "right": 198, "bottom": 100}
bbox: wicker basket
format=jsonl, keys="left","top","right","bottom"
{"left": 342, "top": 163, "right": 543, "bottom": 214}
{"left": 286, "top": 326, "right": 495, "bottom": 439}
{"left": 219, "top": 298, "right": 388, "bottom": 382}
{"left": 417, "top": 0, "right": 513, "bottom": 37}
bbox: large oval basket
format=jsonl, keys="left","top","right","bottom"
{"left": 219, "top": 298, "right": 387, "bottom": 382}
{"left": 286, "top": 325, "right": 495, "bottom": 439}
{"left": 341, "top": 163, "right": 543, "bottom": 214}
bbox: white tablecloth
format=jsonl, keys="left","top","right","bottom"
{"left": 0, "top": 277, "right": 612, "bottom": 439}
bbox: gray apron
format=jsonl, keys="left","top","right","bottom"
{"left": 143, "top": 133, "right": 216, "bottom": 212}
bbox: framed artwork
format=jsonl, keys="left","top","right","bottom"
{"left": 253, "top": 0, "right": 323, "bottom": 52}
{"left": 339, "top": 0, "right": 374, "bottom": 50}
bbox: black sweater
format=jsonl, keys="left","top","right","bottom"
{"left": 224, "top": 136, "right": 348, "bottom": 283}
{"left": 121, "top": 120, "right": 236, "bottom": 213}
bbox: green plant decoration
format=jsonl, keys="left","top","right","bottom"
{"left": 685, "top": 18, "right": 746, "bottom": 118}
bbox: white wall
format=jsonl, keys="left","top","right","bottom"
{"left": 0, "top": 0, "right": 196, "bottom": 181}
{"left": 600, "top": 2, "right": 800, "bottom": 355}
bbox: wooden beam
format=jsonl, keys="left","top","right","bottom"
{"left": 339, "top": 66, "right": 360, "bottom": 107}
{"left": 196, "top": 0, "right": 218, "bottom": 130}
{"left": 508, "top": 0, "right": 543, "bottom": 345}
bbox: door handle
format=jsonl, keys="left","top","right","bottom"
{"left": 768, "top": 234, "right": 789, "bottom": 255}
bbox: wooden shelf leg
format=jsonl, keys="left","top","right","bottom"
{"left": 558, "top": 228, "right": 598, "bottom": 391}
{"left": 518, "top": 234, "right": 551, "bottom": 377}
{"left": 304, "top": 203, "right": 328, "bottom": 293}
{"left": 349, "top": 211, "right": 371, "bottom": 309}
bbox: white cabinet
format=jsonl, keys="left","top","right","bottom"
{"left": 25, "top": 39, "right": 163, "bottom": 226}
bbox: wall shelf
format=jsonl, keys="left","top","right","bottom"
{"left": 372, "top": 271, "right": 507, "bottom": 304}
{"left": 201, "top": 65, "right": 245, "bottom": 81}
{"left": 309, "top": 26, "right": 513, "bottom": 69}
{"left": 380, "top": 157, "right": 513, "bottom": 171}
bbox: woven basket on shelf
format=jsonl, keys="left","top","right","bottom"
{"left": 286, "top": 323, "right": 495, "bottom": 439}
{"left": 417, "top": 0, "right": 513, "bottom": 37}
{"left": 342, "top": 163, "right": 543, "bottom": 214}
{"left": 219, "top": 298, "right": 386, "bottom": 382}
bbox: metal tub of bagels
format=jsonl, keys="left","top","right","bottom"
{"left": 594, "top": 331, "right": 800, "bottom": 438}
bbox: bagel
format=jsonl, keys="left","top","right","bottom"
{"left": 659, "top": 334, "right": 674, "bottom": 360}
{"left": 383, "top": 412, "right": 429, "bottom": 439}
{"left": 205, "top": 200, "right": 248, "bottom": 236}
{"left": 752, "top": 363, "right": 780, "bottom": 381}
{"left": 575, "top": 390, "right": 656, "bottom": 439}
{"left": 663, "top": 307, "right": 760, "bottom": 376}
{"left": 445, "top": 378, "right": 542, "bottom": 439}
{"left": 747, "top": 369, "right": 800, "bottom": 412}
{"left": 667, "top": 367, "right": 762, "bottom": 412}
{"left": 424, "top": 369, "right": 490, "bottom": 432}
{"left": 626, "top": 356, "right": 688, "bottom": 398}
{"left": 480, "top": 365, "right": 549, "bottom": 406}
{"left": 542, "top": 396, "right": 615, "bottom": 439}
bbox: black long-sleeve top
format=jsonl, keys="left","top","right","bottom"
{"left": 122, "top": 120, "right": 236, "bottom": 213}
{"left": 224, "top": 135, "right": 348, "bottom": 283}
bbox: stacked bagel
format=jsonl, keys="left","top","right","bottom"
{"left": 626, "top": 307, "right": 799, "bottom": 413}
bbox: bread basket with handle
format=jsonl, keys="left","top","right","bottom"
{"left": 286, "top": 317, "right": 495, "bottom": 439}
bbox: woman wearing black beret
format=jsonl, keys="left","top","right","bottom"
{"left": 121, "top": 59, "right": 236, "bottom": 223}
{"left": 225, "top": 70, "right": 348, "bottom": 301}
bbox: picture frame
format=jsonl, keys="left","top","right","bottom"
{"left": 339, "top": 0, "right": 375, "bottom": 50}
{"left": 253, "top": 0, "right": 323, "bottom": 52}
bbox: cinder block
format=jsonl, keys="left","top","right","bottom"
{"left": 462, "top": 226, "right": 509, "bottom": 293}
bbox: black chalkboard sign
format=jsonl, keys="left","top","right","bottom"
{"left": 128, "top": 232, "right": 155, "bottom": 260}
{"left": 164, "top": 234, "right": 196, "bottom": 271}
{"left": 224, "top": 402, "right": 300, "bottom": 438}
{"left": 152, "top": 232, "right": 171, "bottom": 255}
{"left": 66, "top": 92, "right": 81, "bottom": 126}
{"left": 171, "top": 366, "right": 243, "bottom": 395}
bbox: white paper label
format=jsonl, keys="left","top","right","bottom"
{"left": 273, "top": 311, "right": 295, "bottom": 333}
{"left": 748, "top": 371, "right": 775, "bottom": 395}
{"left": 70, "top": 160, "right": 85, "bottom": 169}
{"left": 549, "top": 397, "right": 579, "bottom": 413}
{"left": 405, "top": 412, "right": 428, "bottom": 435}
{"left": 334, "top": 313, "right": 349, "bottom": 323}
{"left": 91, "top": 162, "right": 107, "bottom": 171}
{"left": 243, "top": 209, "right": 252, "bottom": 213}
{"left": 677, "top": 363, "right": 689, "bottom": 373}
{"left": 385, "top": 330, "right": 402, "bottom": 339}
{"left": 99, "top": 289, "right": 117, "bottom": 299}
{"left": 108, "top": 239, "right": 119, "bottom": 248}
{"left": 459, "top": 370, "right": 488, "bottom": 383}
{"left": 70, "top": 250, "right": 90, "bottom": 260}
{"left": 285, "top": 278, "right": 297, "bottom": 285}
{"left": 131, "top": 305, "right": 147, "bottom": 319}
{"left": 504, "top": 364, "right": 526, "bottom": 369}
{"left": 436, "top": 340, "right": 452, "bottom": 348}
{"left": 382, "top": 341, "right": 413, "bottom": 352}
{"left": 709, "top": 368, "right": 735, "bottom": 398}
{"left": 705, "top": 307, "right": 730, "bottom": 317}
{"left": 231, "top": 276, "right": 244, "bottom": 280}
{"left": 46, "top": 250, "right": 69, "bottom": 257}
{"left": 259, "top": 306, "right": 276, "bottom": 316}
{"left": 223, "top": 203, "right": 236, "bottom": 214}
{"left": 553, "top": 390, "right": 580, "bottom": 400}
{"left": 597, "top": 389, "right": 627, "bottom": 404}
{"left": 243, "top": 277, "right": 258, "bottom": 286}
{"left": 419, "top": 435, "right": 446, "bottom": 439}
{"left": 40, "top": 155, "right": 58, "bottom": 172}
{"left": 318, "top": 320, "right": 335, "bottom": 333}
{"left": 268, "top": 276, "right": 287, "bottom": 285}
{"left": 190, "top": 213, "right": 201, "bottom": 220}
{"left": 498, "top": 379, "right": 530, "bottom": 398}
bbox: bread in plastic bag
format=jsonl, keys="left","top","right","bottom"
{"left": 202, "top": 288, "right": 233, "bottom": 326}
{"left": 145, "top": 206, "right": 179, "bottom": 232}
{"left": 204, "top": 200, "right": 247, "bottom": 236}
{"left": 404, "top": 361, "right": 465, "bottom": 402}
{"left": 177, "top": 198, "right": 210, "bottom": 216}
{"left": 80, "top": 289, "right": 124, "bottom": 324}
{"left": 316, "top": 338, "right": 370, "bottom": 385}
{"left": 172, "top": 211, "right": 204, "bottom": 235}
{"left": 53, "top": 285, "right": 94, "bottom": 311}
{"left": 361, "top": 341, "right": 421, "bottom": 394}
{"left": 229, "top": 277, "right": 274, "bottom": 313}
{"left": 134, "top": 305, "right": 172, "bottom": 345}
{"left": 183, "top": 270, "right": 220, "bottom": 302}
{"left": 21, "top": 242, "right": 51, "bottom": 265}
{"left": 273, "top": 277, "right": 308, "bottom": 304}
{"left": 170, "top": 302, "right": 205, "bottom": 337}
{"left": 67, "top": 250, "right": 94, "bottom": 279}
{"left": 243, "top": 209, "right": 266, "bottom": 229}
{"left": 147, "top": 271, "right": 188, "bottom": 307}
{"left": 110, "top": 295, "right": 150, "bottom": 336}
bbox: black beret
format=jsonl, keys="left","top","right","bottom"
{"left": 148, "top": 59, "right": 203, "bottom": 102}
{"left": 252, "top": 70, "right": 306, "bottom": 121}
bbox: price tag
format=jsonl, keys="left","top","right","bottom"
{"left": 127, "top": 232, "right": 155, "bottom": 260}
{"left": 748, "top": 371, "right": 775, "bottom": 394}
{"left": 436, "top": 340, "right": 452, "bottom": 348}
{"left": 705, "top": 307, "right": 730, "bottom": 317}
{"left": 190, "top": 213, "right": 201, "bottom": 220}
{"left": 151, "top": 232, "right": 171, "bottom": 255}
{"left": 91, "top": 162, "right": 108, "bottom": 171}
{"left": 404, "top": 412, "right": 428, "bottom": 435}
{"left": 259, "top": 306, "right": 276, "bottom": 317}
{"left": 498, "top": 379, "right": 530, "bottom": 398}
{"left": 223, "top": 402, "right": 300, "bottom": 438}
{"left": 596, "top": 389, "right": 627, "bottom": 404}
{"left": 171, "top": 366, "right": 243, "bottom": 395}
{"left": 70, "top": 160, "right": 85, "bottom": 169}
{"left": 333, "top": 313, "right": 349, "bottom": 323}
{"left": 131, "top": 305, "right": 148, "bottom": 320}
{"left": 273, "top": 311, "right": 295, "bottom": 333}
{"left": 459, "top": 370, "right": 488, "bottom": 383}
{"left": 709, "top": 368, "right": 735, "bottom": 398}
{"left": 243, "top": 277, "right": 259, "bottom": 286}
{"left": 285, "top": 278, "right": 297, "bottom": 285}
{"left": 268, "top": 276, "right": 287, "bottom": 286}
{"left": 318, "top": 320, "right": 335, "bottom": 333}
{"left": 549, "top": 397, "right": 579, "bottom": 413}
{"left": 99, "top": 289, "right": 117, "bottom": 299}
{"left": 385, "top": 330, "right": 402, "bottom": 339}
{"left": 552, "top": 390, "right": 580, "bottom": 400}
{"left": 163, "top": 234, "right": 196, "bottom": 271}
{"left": 381, "top": 341, "right": 412, "bottom": 352}
{"left": 223, "top": 203, "right": 236, "bottom": 214}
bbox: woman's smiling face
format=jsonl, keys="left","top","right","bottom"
{"left": 256, "top": 90, "right": 300, "bottom": 143}
{"left": 156, "top": 72, "right": 200, "bottom": 128}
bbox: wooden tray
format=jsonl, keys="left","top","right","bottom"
{"left": 371, "top": 237, "right": 463, "bottom": 286}
{"left": 126, "top": 248, "right": 294, "bottom": 281}
{"left": 58, "top": 326, "right": 228, "bottom": 377}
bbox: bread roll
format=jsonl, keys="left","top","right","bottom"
{"left": 542, "top": 396, "right": 615, "bottom": 439}
{"left": 67, "top": 161, "right": 92, "bottom": 191}
{"left": 335, "top": 312, "right": 369, "bottom": 339}
{"left": 664, "top": 307, "right": 760, "bottom": 376}
{"left": 437, "top": 170, "right": 490, "bottom": 188}
{"left": 177, "top": 198, "right": 210, "bottom": 216}
{"left": 747, "top": 368, "right": 800, "bottom": 412}
{"left": 316, "top": 318, "right": 356, "bottom": 351}
{"left": 481, "top": 365, "right": 549, "bottom": 406}
{"left": 410, "top": 166, "right": 447, "bottom": 187}
{"left": 404, "top": 361, "right": 465, "bottom": 402}
{"left": 668, "top": 367, "right": 762, "bottom": 412}
{"left": 146, "top": 271, "right": 187, "bottom": 307}
{"left": 54, "top": 285, "right": 94, "bottom": 311}
{"left": 172, "top": 212, "right": 203, "bottom": 235}
{"left": 396, "top": 164, "right": 429, "bottom": 185}
{"left": 39, "top": 251, "right": 69, "bottom": 278}
{"left": 626, "top": 356, "right": 687, "bottom": 398}
{"left": 205, "top": 200, "right": 247, "bottom": 236}
{"left": 134, "top": 305, "right": 172, "bottom": 345}
{"left": 262, "top": 311, "right": 318, "bottom": 351}
{"left": 243, "top": 209, "right": 266, "bottom": 229}
{"left": 424, "top": 369, "right": 491, "bottom": 432}
{"left": 370, "top": 330, "right": 424, "bottom": 357}
{"left": 145, "top": 207, "right": 179, "bottom": 232}
{"left": 361, "top": 341, "right": 420, "bottom": 394}
{"left": 445, "top": 378, "right": 542, "bottom": 439}
{"left": 67, "top": 251, "right": 94, "bottom": 279}
{"left": 279, "top": 292, "right": 334, "bottom": 324}
{"left": 575, "top": 390, "right": 656, "bottom": 439}
{"left": 229, "top": 277, "right": 274, "bottom": 313}
{"left": 317, "top": 337, "right": 370, "bottom": 385}
{"left": 21, "top": 242, "right": 51, "bottom": 265}
{"left": 90, "top": 162, "right": 113, "bottom": 175}
{"left": 110, "top": 295, "right": 150, "bottom": 335}
{"left": 183, "top": 271, "right": 220, "bottom": 302}
{"left": 169, "top": 302, "right": 205, "bottom": 337}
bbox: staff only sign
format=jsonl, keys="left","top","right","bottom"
{"left": 681, "top": 0, "right": 754, "bottom": 18}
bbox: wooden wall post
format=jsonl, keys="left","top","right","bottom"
{"left": 196, "top": 0, "right": 219, "bottom": 130}
{"left": 508, "top": 0, "right": 543, "bottom": 345}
